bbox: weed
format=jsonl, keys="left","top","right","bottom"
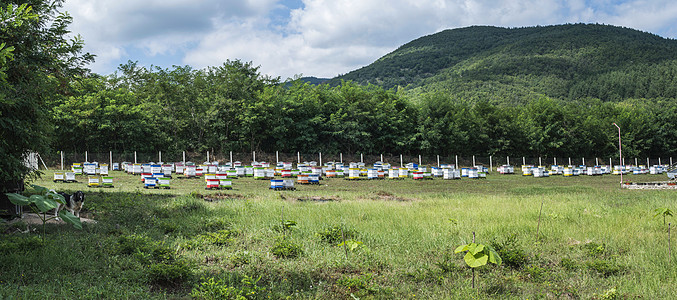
{"left": 523, "top": 264, "right": 547, "bottom": 282}
{"left": 317, "top": 225, "right": 358, "bottom": 245}
{"left": 583, "top": 242, "right": 608, "bottom": 257}
{"left": 0, "top": 235, "right": 43, "bottom": 254}
{"left": 230, "top": 251, "right": 251, "bottom": 267}
{"left": 271, "top": 238, "right": 304, "bottom": 258}
{"left": 148, "top": 260, "right": 191, "bottom": 288}
{"left": 337, "top": 273, "right": 379, "bottom": 297}
{"left": 559, "top": 257, "right": 578, "bottom": 271}
{"left": 204, "top": 217, "right": 232, "bottom": 231}
{"left": 586, "top": 259, "right": 626, "bottom": 277}
{"left": 190, "top": 275, "right": 264, "bottom": 300}
{"left": 491, "top": 234, "right": 528, "bottom": 269}
{"left": 182, "top": 230, "right": 236, "bottom": 250}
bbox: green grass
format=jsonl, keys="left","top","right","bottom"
{"left": 2, "top": 170, "right": 677, "bottom": 299}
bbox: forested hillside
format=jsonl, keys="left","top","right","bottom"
{"left": 21, "top": 24, "right": 677, "bottom": 167}
{"left": 332, "top": 24, "right": 677, "bottom": 103}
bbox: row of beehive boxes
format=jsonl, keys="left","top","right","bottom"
{"left": 70, "top": 163, "right": 110, "bottom": 175}
{"left": 520, "top": 165, "right": 668, "bottom": 177}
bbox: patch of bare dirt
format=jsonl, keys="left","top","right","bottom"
{"left": 295, "top": 196, "right": 341, "bottom": 202}
{"left": 198, "top": 193, "right": 247, "bottom": 202}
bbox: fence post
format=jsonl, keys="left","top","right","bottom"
{"left": 134, "top": 151, "right": 137, "bottom": 164}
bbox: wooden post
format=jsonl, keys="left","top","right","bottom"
{"left": 472, "top": 232, "right": 476, "bottom": 289}
{"left": 536, "top": 201, "right": 544, "bottom": 240}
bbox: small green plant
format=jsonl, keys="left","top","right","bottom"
{"left": 560, "top": 257, "right": 578, "bottom": 271}
{"left": 455, "top": 235, "right": 502, "bottom": 288}
{"left": 190, "top": 275, "right": 263, "bottom": 299}
{"left": 6, "top": 185, "right": 82, "bottom": 242}
{"left": 596, "top": 287, "right": 618, "bottom": 300}
{"left": 586, "top": 259, "right": 626, "bottom": 277}
{"left": 490, "top": 234, "right": 528, "bottom": 269}
{"left": 654, "top": 208, "right": 673, "bottom": 225}
{"left": 338, "top": 239, "right": 362, "bottom": 252}
{"left": 148, "top": 260, "right": 192, "bottom": 288}
{"left": 317, "top": 225, "right": 357, "bottom": 244}
{"left": 271, "top": 238, "right": 303, "bottom": 258}
{"left": 337, "top": 273, "right": 379, "bottom": 297}
{"left": 273, "top": 220, "right": 297, "bottom": 234}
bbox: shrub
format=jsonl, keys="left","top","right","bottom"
{"left": 317, "top": 225, "right": 358, "bottom": 245}
{"left": 271, "top": 238, "right": 303, "bottom": 258}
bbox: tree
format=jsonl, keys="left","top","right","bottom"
{"left": 0, "top": 0, "right": 94, "bottom": 185}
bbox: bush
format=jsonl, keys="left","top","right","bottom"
{"left": 317, "top": 225, "right": 358, "bottom": 245}
{"left": 271, "top": 238, "right": 303, "bottom": 258}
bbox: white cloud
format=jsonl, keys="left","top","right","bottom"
{"left": 60, "top": 0, "right": 677, "bottom": 78}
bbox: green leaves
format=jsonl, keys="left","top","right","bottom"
{"left": 654, "top": 208, "right": 673, "bottom": 218}
{"left": 6, "top": 192, "right": 29, "bottom": 206}
{"left": 337, "top": 239, "right": 363, "bottom": 252}
{"left": 58, "top": 210, "right": 82, "bottom": 230}
{"left": 455, "top": 242, "right": 502, "bottom": 269}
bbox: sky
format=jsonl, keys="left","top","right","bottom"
{"left": 62, "top": 0, "right": 677, "bottom": 79}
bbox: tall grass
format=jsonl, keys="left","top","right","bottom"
{"left": 1, "top": 171, "right": 675, "bottom": 298}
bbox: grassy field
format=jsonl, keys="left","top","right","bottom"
{"left": 2, "top": 170, "right": 677, "bottom": 299}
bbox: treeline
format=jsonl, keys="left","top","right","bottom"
{"left": 49, "top": 60, "right": 677, "bottom": 159}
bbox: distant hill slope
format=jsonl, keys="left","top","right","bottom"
{"left": 330, "top": 24, "right": 677, "bottom": 102}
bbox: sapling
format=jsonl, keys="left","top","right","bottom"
{"left": 6, "top": 185, "right": 82, "bottom": 242}
{"left": 455, "top": 232, "right": 502, "bottom": 289}
{"left": 654, "top": 208, "right": 673, "bottom": 225}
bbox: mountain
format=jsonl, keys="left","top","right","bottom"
{"left": 330, "top": 24, "right": 677, "bottom": 102}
